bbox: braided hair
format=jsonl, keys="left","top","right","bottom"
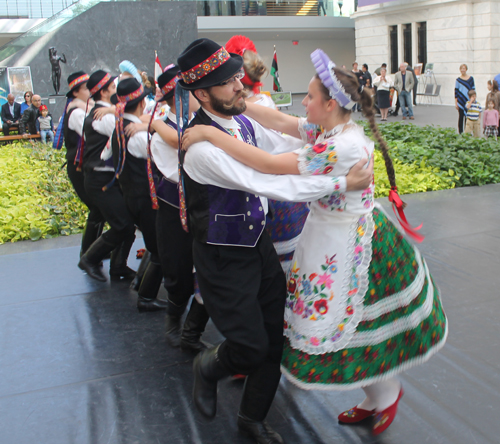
{"left": 315, "top": 69, "right": 397, "bottom": 193}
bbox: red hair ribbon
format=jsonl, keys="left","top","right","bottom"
{"left": 388, "top": 186, "right": 424, "bottom": 243}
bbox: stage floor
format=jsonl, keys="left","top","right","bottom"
{"left": 1, "top": 185, "right": 499, "bottom": 444}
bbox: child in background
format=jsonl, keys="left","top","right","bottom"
{"left": 483, "top": 99, "right": 499, "bottom": 140}
{"left": 36, "top": 105, "right": 55, "bottom": 144}
{"left": 465, "top": 90, "right": 482, "bottom": 137}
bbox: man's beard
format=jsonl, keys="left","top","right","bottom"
{"left": 208, "top": 91, "right": 246, "bottom": 116}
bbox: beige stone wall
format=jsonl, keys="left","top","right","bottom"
{"left": 353, "top": 0, "right": 500, "bottom": 107}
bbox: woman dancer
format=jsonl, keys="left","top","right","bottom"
{"left": 226, "top": 35, "right": 309, "bottom": 273}
{"left": 183, "top": 50, "right": 448, "bottom": 436}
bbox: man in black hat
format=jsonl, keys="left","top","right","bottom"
{"left": 177, "top": 38, "right": 374, "bottom": 443}
{"left": 150, "top": 66, "right": 209, "bottom": 350}
{"left": 78, "top": 70, "right": 136, "bottom": 282}
{"left": 62, "top": 71, "right": 106, "bottom": 256}
{"left": 106, "top": 77, "right": 168, "bottom": 311}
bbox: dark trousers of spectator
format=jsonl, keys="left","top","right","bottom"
{"left": 318, "top": 2, "right": 326, "bottom": 15}
{"left": 458, "top": 108, "right": 466, "bottom": 134}
{"left": 2, "top": 122, "right": 18, "bottom": 135}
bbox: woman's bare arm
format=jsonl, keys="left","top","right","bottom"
{"left": 182, "top": 125, "right": 299, "bottom": 175}
{"left": 244, "top": 101, "right": 301, "bottom": 138}
{"left": 151, "top": 119, "right": 179, "bottom": 148}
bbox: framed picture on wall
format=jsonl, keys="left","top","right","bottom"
{"left": 7, "top": 67, "right": 33, "bottom": 104}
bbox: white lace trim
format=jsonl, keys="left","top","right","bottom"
{"left": 362, "top": 247, "right": 425, "bottom": 321}
{"left": 284, "top": 213, "right": 374, "bottom": 355}
{"left": 273, "top": 235, "right": 300, "bottom": 256}
{"left": 297, "top": 117, "right": 312, "bottom": 144}
{"left": 280, "top": 319, "right": 448, "bottom": 392}
{"left": 349, "top": 259, "right": 434, "bottom": 348}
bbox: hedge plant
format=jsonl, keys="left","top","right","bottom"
{"left": 0, "top": 142, "right": 86, "bottom": 243}
{"left": 361, "top": 121, "right": 500, "bottom": 187}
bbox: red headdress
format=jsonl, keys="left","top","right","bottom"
{"left": 226, "top": 35, "right": 263, "bottom": 94}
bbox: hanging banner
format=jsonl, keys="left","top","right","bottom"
{"left": 7, "top": 66, "right": 33, "bottom": 104}
{"left": 0, "top": 67, "right": 9, "bottom": 107}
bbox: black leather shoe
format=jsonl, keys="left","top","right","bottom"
{"left": 137, "top": 297, "right": 168, "bottom": 312}
{"left": 165, "top": 314, "right": 182, "bottom": 347}
{"left": 192, "top": 346, "right": 230, "bottom": 419}
{"left": 237, "top": 414, "right": 284, "bottom": 444}
{"left": 110, "top": 266, "right": 136, "bottom": 281}
{"left": 78, "top": 255, "right": 107, "bottom": 282}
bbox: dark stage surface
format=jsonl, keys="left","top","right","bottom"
{"left": 1, "top": 185, "right": 499, "bottom": 444}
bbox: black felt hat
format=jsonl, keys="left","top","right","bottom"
{"left": 177, "top": 38, "right": 243, "bottom": 90}
{"left": 87, "top": 70, "right": 117, "bottom": 97}
{"left": 110, "top": 78, "right": 150, "bottom": 111}
{"left": 66, "top": 71, "right": 89, "bottom": 98}
{"left": 157, "top": 65, "right": 180, "bottom": 102}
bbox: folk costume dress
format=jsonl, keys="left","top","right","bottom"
{"left": 281, "top": 118, "right": 448, "bottom": 390}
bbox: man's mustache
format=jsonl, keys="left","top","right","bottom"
{"left": 222, "top": 92, "right": 244, "bottom": 110}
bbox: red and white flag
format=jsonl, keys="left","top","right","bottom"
{"left": 154, "top": 51, "right": 163, "bottom": 85}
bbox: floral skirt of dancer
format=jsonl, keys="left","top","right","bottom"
{"left": 281, "top": 207, "right": 448, "bottom": 390}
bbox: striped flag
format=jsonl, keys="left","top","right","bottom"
{"left": 271, "top": 46, "right": 281, "bottom": 92}
{"left": 154, "top": 51, "right": 162, "bottom": 85}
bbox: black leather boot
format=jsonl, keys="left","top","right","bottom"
{"left": 80, "top": 220, "right": 104, "bottom": 257}
{"left": 192, "top": 346, "right": 231, "bottom": 419}
{"left": 137, "top": 262, "right": 168, "bottom": 312}
{"left": 181, "top": 299, "right": 210, "bottom": 353}
{"left": 164, "top": 297, "right": 188, "bottom": 347}
{"left": 237, "top": 413, "right": 284, "bottom": 444}
{"left": 78, "top": 236, "right": 115, "bottom": 282}
{"left": 130, "top": 250, "right": 151, "bottom": 291}
{"left": 109, "top": 234, "right": 136, "bottom": 280}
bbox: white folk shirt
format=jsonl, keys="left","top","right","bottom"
{"left": 151, "top": 111, "right": 181, "bottom": 183}
{"left": 183, "top": 108, "right": 347, "bottom": 214}
{"left": 67, "top": 99, "right": 87, "bottom": 137}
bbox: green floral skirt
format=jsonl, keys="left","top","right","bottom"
{"left": 281, "top": 208, "right": 448, "bottom": 390}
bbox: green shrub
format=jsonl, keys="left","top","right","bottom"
{"left": 0, "top": 141, "right": 86, "bottom": 243}
{"left": 361, "top": 122, "right": 500, "bottom": 187}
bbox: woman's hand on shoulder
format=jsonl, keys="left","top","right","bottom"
{"left": 93, "top": 105, "right": 115, "bottom": 120}
{"left": 125, "top": 122, "right": 148, "bottom": 137}
{"left": 182, "top": 125, "right": 218, "bottom": 150}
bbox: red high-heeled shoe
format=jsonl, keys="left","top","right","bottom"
{"left": 338, "top": 406, "right": 376, "bottom": 424}
{"left": 372, "top": 387, "right": 404, "bottom": 435}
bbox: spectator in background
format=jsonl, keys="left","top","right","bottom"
{"left": 19, "top": 94, "right": 42, "bottom": 136}
{"left": 36, "top": 104, "right": 55, "bottom": 144}
{"left": 20, "top": 91, "right": 32, "bottom": 115}
{"left": 362, "top": 64, "right": 372, "bottom": 89}
{"left": 483, "top": 99, "right": 498, "bottom": 140}
{"left": 464, "top": 90, "right": 482, "bottom": 138}
{"left": 373, "top": 67, "right": 393, "bottom": 121}
{"left": 1, "top": 93, "right": 21, "bottom": 135}
{"left": 394, "top": 62, "right": 415, "bottom": 120}
{"left": 374, "top": 63, "right": 387, "bottom": 76}
{"left": 406, "top": 63, "right": 418, "bottom": 106}
{"left": 455, "top": 63, "right": 475, "bottom": 134}
{"left": 486, "top": 80, "right": 500, "bottom": 114}
{"left": 317, "top": 0, "right": 326, "bottom": 16}
{"left": 352, "top": 62, "right": 364, "bottom": 111}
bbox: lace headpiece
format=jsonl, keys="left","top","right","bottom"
{"left": 311, "top": 49, "right": 356, "bottom": 110}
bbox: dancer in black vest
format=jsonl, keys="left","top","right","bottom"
{"left": 150, "top": 66, "right": 209, "bottom": 349}
{"left": 177, "top": 39, "right": 374, "bottom": 443}
{"left": 78, "top": 70, "right": 136, "bottom": 282}
{"left": 63, "top": 71, "right": 105, "bottom": 256}
{"left": 108, "top": 78, "right": 167, "bottom": 311}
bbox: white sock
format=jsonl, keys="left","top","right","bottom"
{"left": 357, "top": 378, "right": 401, "bottom": 412}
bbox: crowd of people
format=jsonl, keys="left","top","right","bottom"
{"left": 8, "top": 37, "right": 449, "bottom": 443}
{"left": 347, "top": 61, "right": 418, "bottom": 122}
{"left": 454, "top": 63, "right": 500, "bottom": 139}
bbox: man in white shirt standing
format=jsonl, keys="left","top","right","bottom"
{"left": 177, "top": 38, "right": 374, "bottom": 443}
